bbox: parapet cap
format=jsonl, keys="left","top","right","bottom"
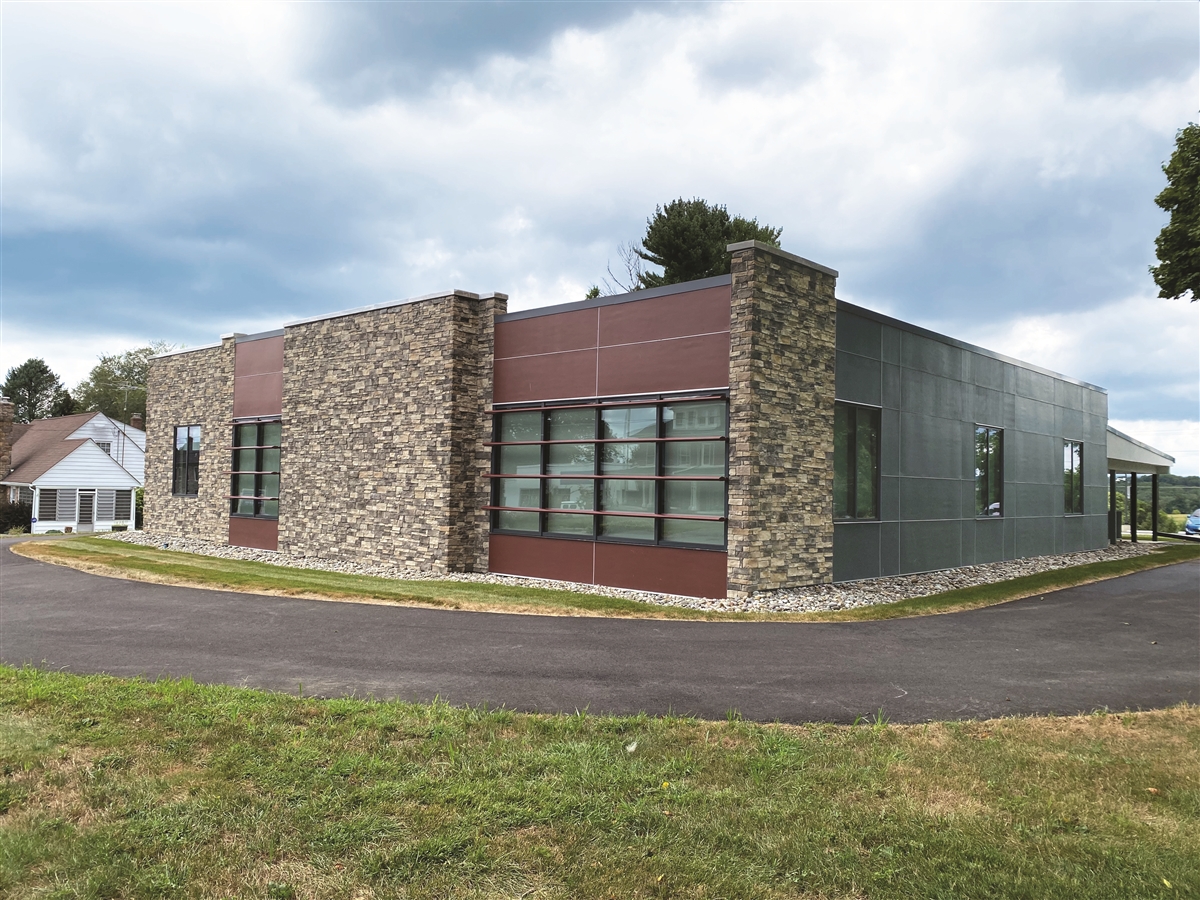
{"left": 726, "top": 240, "right": 839, "bottom": 278}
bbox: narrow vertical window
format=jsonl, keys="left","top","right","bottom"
{"left": 974, "top": 426, "right": 1003, "bottom": 517}
{"left": 834, "top": 402, "right": 880, "bottom": 520}
{"left": 1064, "top": 440, "right": 1084, "bottom": 515}
{"left": 230, "top": 421, "right": 281, "bottom": 518}
{"left": 172, "top": 425, "right": 201, "bottom": 496}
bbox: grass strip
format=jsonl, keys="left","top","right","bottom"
{"left": 0, "top": 666, "right": 1197, "bottom": 899}
{"left": 13, "top": 536, "right": 1200, "bottom": 623}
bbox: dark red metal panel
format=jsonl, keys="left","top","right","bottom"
{"left": 229, "top": 516, "right": 279, "bottom": 551}
{"left": 598, "top": 333, "right": 730, "bottom": 396}
{"left": 489, "top": 534, "right": 593, "bottom": 583}
{"left": 494, "top": 349, "right": 598, "bottom": 404}
{"left": 234, "top": 336, "right": 284, "bottom": 377}
{"left": 233, "top": 373, "right": 284, "bottom": 418}
{"left": 594, "top": 542, "right": 727, "bottom": 598}
{"left": 496, "top": 308, "right": 598, "bottom": 359}
{"left": 598, "top": 285, "right": 731, "bottom": 347}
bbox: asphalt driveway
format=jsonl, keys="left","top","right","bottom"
{"left": 1, "top": 539, "right": 1196, "bottom": 723}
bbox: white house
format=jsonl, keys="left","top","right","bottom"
{"left": 1, "top": 411, "right": 145, "bottom": 534}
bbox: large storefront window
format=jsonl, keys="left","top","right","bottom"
{"left": 974, "top": 425, "right": 1003, "bottom": 517}
{"left": 833, "top": 402, "right": 880, "bottom": 520}
{"left": 488, "top": 395, "right": 728, "bottom": 548}
{"left": 230, "top": 420, "right": 281, "bottom": 519}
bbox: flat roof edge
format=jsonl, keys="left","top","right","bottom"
{"left": 726, "top": 241, "right": 839, "bottom": 277}
{"left": 497, "top": 275, "right": 732, "bottom": 323}
{"left": 235, "top": 329, "right": 285, "bottom": 343}
{"left": 150, "top": 341, "right": 223, "bottom": 360}
{"left": 284, "top": 289, "right": 484, "bottom": 328}
{"left": 836, "top": 300, "right": 1108, "bottom": 394}
{"left": 1106, "top": 425, "right": 1176, "bottom": 463}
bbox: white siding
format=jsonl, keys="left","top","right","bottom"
{"left": 37, "top": 442, "right": 141, "bottom": 490}
{"left": 68, "top": 415, "right": 145, "bottom": 483}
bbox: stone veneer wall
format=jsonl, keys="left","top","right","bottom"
{"left": 726, "top": 241, "right": 838, "bottom": 596}
{"left": 278, "top": 291, "right": 503, "bottom": 572}
{"left": 144, "top": 339, "right": 235, "bottom": 541}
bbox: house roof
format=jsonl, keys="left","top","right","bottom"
{"left": 3, "top": 412, "right": 103, "bottom": 484}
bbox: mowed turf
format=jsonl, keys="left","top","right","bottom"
{"left": 0, "top": 667, "right": 1196, "bottom": 899}
{"left": 14, "top": 536, "right": 1200, "bottom": 622}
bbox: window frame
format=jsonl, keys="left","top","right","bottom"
{"left": 833, "top": 401, "right": 881, "bottom": 522}
{"left": 487, "top": 393, "right": 729, "bottom": 550}
{"left": 974, "top": 424, "right": 1004, "bottom": 518}
{"left": 1064, "top": 439, "right": 1084, "bottom": 516}
{"left": 172, "top": 425, "right": 202, "bottom": 497}
{"left": 229, "top": 419, "right": 282, "bottom": 520}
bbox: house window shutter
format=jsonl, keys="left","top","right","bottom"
{"left": 96, "top": 490, "right": 116, "bottom": 520}
{"left": 114, "top": 490, "right": 132, "bottom": 520}
{"left": 56, "top": 489, "right": 77, "bottom": 522}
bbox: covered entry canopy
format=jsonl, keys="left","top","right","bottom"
{"left": 1107, "top": 426, "right": 1175, "bottom": 475}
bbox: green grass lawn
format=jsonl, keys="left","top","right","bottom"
{"left": 1, "top": 667, "right": 1197, "bottom": 899}
{"left": 15, "top": 536, "right": 1200, "bottom": 623}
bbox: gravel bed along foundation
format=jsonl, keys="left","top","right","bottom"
{"left": 94, "top": 531, "right": 1162, "bottom": 614}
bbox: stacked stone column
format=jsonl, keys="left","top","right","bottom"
{"left": 726, "top": 241, "right": 838, "bottom": 596}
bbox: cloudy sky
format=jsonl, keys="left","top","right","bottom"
{"left": 2, "top": 1, "right": 1197, "bottom": 472}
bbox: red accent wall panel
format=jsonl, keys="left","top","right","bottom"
{"left": 597, "top": 333, "right": 731, "bottom": 397}
{"left": 496, "top": 308, "right": 598, "bottom": 359}
{"left": 493, "top": 349, "right": 598, "bottom": 404}
{"left": 594, "top": 542, "right": 727, "bottom": 599}
{"left": 229, "top": 517, "right": 279, "bottom": 551}
{"left": 233, "top": 373, "right": 284, "bottom": 418}
{"left": 489, "top": 534, "right": 593, "bottom": 584}
{"left": 233, "top": 336, "right": 284, "bottom": 418}
{"left": 598, "top": 285, "right": 730, "bottom": 346}
{"left": 234, "top": 336, "right": 284, "bottom": 377}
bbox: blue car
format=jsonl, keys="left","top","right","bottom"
{"left": 1186, "top": 509, "right": 1200, "bottom": 535}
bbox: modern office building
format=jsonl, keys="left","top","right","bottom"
{"left": 145, "top": 241, "right": 1171, "bottom": 599}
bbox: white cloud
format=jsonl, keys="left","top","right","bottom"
{"left": 1109, "top": 419, "right": 1200, "bottom": 478}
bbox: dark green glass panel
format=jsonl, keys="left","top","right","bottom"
{"left": 601, "top": 479, "right": 654, "bottom": 513}
{"left": 188, "top": 425, "right": 202, "bottom": 450}
{"left": 499, "top": 444, "right": 540, "bottom": 474}
{"left": 234, "top": 474, "right": 256, "bottom": 497}
{"left": 662, "top": 401, "right": 726, "bottom": 437}
{"left": 855, "top": 408, "right": 879, "bottom": 519}
{"left": 601, "top": 442, "right": 655, "bottom": 476}
{"left": 498, "top": 478, "right": 540, "bottom": 509}
{"left": 598, "top": 515, "right": 654, "bottom": 541}
{"left": 601, "top": 406, "right": 656, "bottom": 440}
{"left": 498, "top": 510, "right": 538, "bottom": 531}
{"left": 663, "top": 480, "right": 724, "bottom": 517}
{"left": 262, "top": 422, "right": 281, "bottom": 446}
{"left": 662, "top": 518, "right": 723, "bottom": 546}
{"left": 548, "top": 408, "right": 594, "bottom": 441}
{"left": 234, "top": 498, "right": 255, "bottom": 516}
{"left": 235, "top": 448, "right": 257, "bottom": 472}
{"left": 547, "top": 443, "right": 594, "bottom": 475}
{"left": 260, "top": 499, "right": 279, "bottom": 518}
{"left": 261, "top": 474, "right": 280, "bottom": 498}
{"left": 663, "top": 441, "right": 724, "bottom": 476}
{"left": 546, "top": 512, "right": 594, "bottom": 536}
{"left": 546, "top": 478, "right": 594, "bottom": 513}
{"left": 500, "top": 411, "right": 542, "bottom": 443}
{"left": 236, "top": 424, "right": 256, "bottom": 448}
{"left": 262, "top": 448, "right": 281, "bottom": 472}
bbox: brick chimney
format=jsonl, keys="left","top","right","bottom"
{"left": 130, "top": 412, "right": 144, "bottom": 430}
{"left": 0, "top": 398, "right": 13, "bottom": 480}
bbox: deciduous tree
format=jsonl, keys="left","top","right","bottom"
{"left": 1151, "top": 123, "right": 1200, "bottom": 302}
{"left": 75, "top": 342, "right": 174, "bottom": 423}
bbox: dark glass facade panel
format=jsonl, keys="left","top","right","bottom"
{"left": 230, "top": 420, "right": 281, "bottom": 519}
{"left": 491, "top": 397, "right": 727, "bottom": 548}
{"left": 834, "top": 403, "right": 880, "bottom": 519}
{"left": 1063, "top": 440, "right": 1083, "bottom": 515}
{"left": 172, "top": 425, "right": 201, "bottom": 496}
{"left": 601, "top": 405, "right": 657, "bottom": 440}
{"left": 974, "top": 426, "right": 1003, "bottom": 516}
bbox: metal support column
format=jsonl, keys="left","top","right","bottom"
{"left": 1109, "top": 469, "right": 1117, "bottom": 543}
{"left": 1152, "top": 473, "right": 1159, "bottom": 541}
{"left": 1130, "top": 472, "right": 1138, "bottom": 543}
